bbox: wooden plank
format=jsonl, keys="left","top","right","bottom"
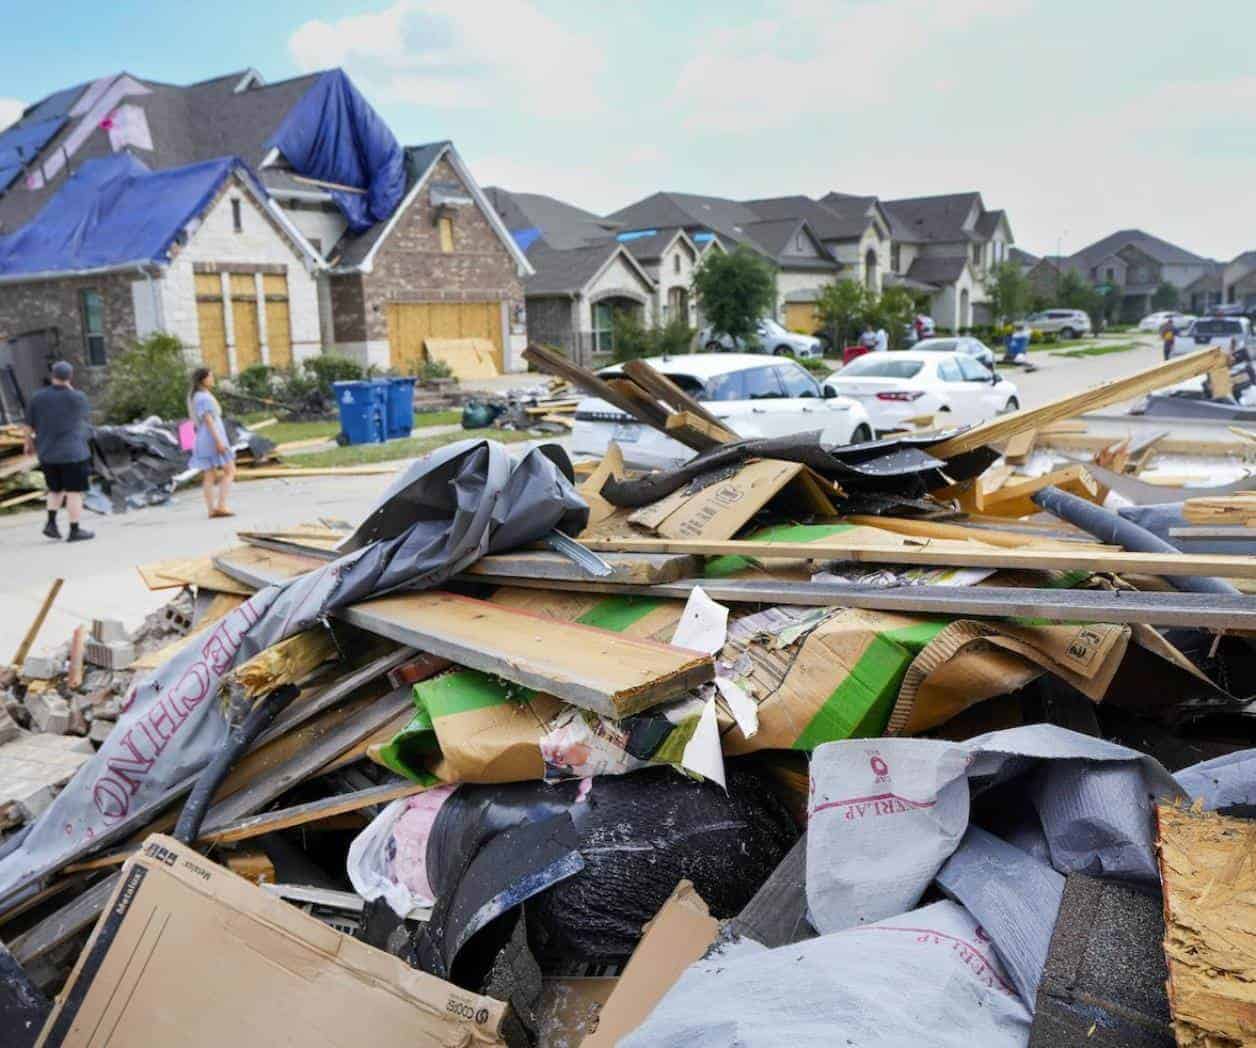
{"left": 463, "top": 574, "right": 1256, "bottom": 629}
{"left": 225, "top": 628, "right": 340, "bottom": 700}
{"left": 205, "top": 779, "right": 428, "bottom": 845}
{"left": 137, "top": 556, "right": 253, "bottom": 595}
{"left": 8, "top": 872, "right": 120, "bottom": 966}
{"left": 235, "top": 464, "right": 400, "bottom": 479}
{"left": 664, "top": 411, "right": 735, "bottom": 449}
{"left": 927, "top": 348, "right": 1227, "bottom": 458}
{"left": 274, "top": 436, "right": 334, "bottom": 454}
{"left": 622, "top": 359, "right": 733, "bottom": 434}
{"left": 0, "top": 491, "right": 44, "bottom": 510}
{"left": 1183, "top": 495, "right": 1256, "bottom": 526}
{"left": 977, "top": 465, "right": 1100, "bottom": 518}
{"left": 463, "top": 549, "right": 701, "bottom": 585}
{"left": 1156, "top": 804, "right": 1256, "bottom": 1046}
{"left": 1208, "top": 363, "right": 1234, "bottom": 399}
{"left": 215, "top": 547, "right": 715, "bottom": 719}
{"left": 1001, "top": 429, "right": 1037, "bottom": 463}
{"left": 838, "top": 515, "right": 1114, "bottom": 551}
{"left": 66, "top": 626, "right": 86, "bottom": 690}
{"left": 0, "top": 453, "right": 38, "bottom": 481}
{"left": 12, "top": 578, "right": 62, "bottom": 667}
{"left": 577, "top": 534, "right": 1256, "bottom": 579}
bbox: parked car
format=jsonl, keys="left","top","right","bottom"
{"left": 1170, "top": 315, "right": 1251, "bottom": 357}
{"left": 823, "top": 350, "right": 1019, "bottom": 433}
{"left": 1024, "top": 309, "right": 1092, "bottom": 339}
{"left": 698, "top": 318, "right": 824, "bottom": 359}
{"left": 911, "top": 335, "right": 996, "bottom": 369}
{"left": 1139, "top": 310, "right": 1196, "bottom": 333}
{"left": 572, "top": 353, "right": 872, "bottom": 469}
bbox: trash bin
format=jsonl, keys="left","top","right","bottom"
{"left": 381, "top": 377, "right": 417, "bottom": 439}
{"left": 333, "top": 380, "right": 386, "bottom": 446}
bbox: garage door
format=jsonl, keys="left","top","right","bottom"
{"left": 194, "top": 273, "right": 229, "bottom": 376}
{"left": 262, "top": 273, "right": 292, "bottom": 369}
{"left": 784, "top": 302, "right": 819, "bottom": 334}
{"left": 387, "top": 302, "right": 503, "bottom": 372}
{"left": 229, "top": 273, "right": 260, "bottom": 371}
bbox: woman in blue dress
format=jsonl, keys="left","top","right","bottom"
{"left": 187, "top": 367, "right": 236, "bottom": 518}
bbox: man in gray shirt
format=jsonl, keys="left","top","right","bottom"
{"left": 23, "top": 361, "right": 95, "bottom": 541}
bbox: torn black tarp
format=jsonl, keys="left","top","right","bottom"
{"left": 599, "top": 432, "right": 998, "bottom": 508}
{"left": 0, "top": 440, "right": 587, "bottom": 908}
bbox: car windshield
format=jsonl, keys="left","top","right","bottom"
{"left": 1194, "top": 320, "right": 1243, "bottom": 336}
{"left": 760, "top": 319, "right": 784, "bottom": 334}
{"left": 916, "top": 339, "right": 958, "bottom": 352}
{"left": 662, "top": 373, "right": 707, "bottom": 397}
{"left": 840, "top": 357, "right": 923, "bottom": 379}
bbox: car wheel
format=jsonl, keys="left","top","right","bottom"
{"left": 1060, "top": 327, "right": 1076, "bottom": 340}
{"left": 1000, "top": 397, "right": 1020, "bottom": 414}
{"left": 773, "top": 345, "right": 792, "bottom": 356}
{"left": 850, "top": 424, "right": 872, "bottom": 444}
{"left": 705, "top": 340, "right": 724, "bottom": 352}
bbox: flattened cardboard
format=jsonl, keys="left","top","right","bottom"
{"left": 581, "top": 880, "right": 719, "bottom": 1047}
{"left": 38, "top": 835, "right": 509, "bottom": 1048}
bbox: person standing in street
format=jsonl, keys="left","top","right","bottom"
{"left": 1160, "top": 316, "right": 1177, "bottom": 360}
{"left": 874, "top": 324, "right": 889, "bottom": 352}
{"left": 23, "top": 360, "right": 95, "bottom": 542}
{"left": 188, "top": 367, "right": 236, "bottom": 518}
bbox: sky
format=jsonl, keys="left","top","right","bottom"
{"left": 2, "top": 0, "right": 1254, "bottom": 260}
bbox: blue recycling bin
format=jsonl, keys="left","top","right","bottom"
{"left": 381, "top": 376, "right": 417, "bottom": 439}
{"left": 333, "top": 380, "right": 386, "bottom": 445}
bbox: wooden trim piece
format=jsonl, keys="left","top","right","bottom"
{"left": 12, "top": 578, "right": 63, "bottom": 667}
{"left": 578, "top": 534, "right": 1256, "bottom": 579}
{"left": 927, "top": 348, "right": 1227, "bottom": 458}
{"left": 838, "top": 515, "right": 1113, "bottom": 550}
{"left": 9, "top": 872, "right": 121, "bottom": 966}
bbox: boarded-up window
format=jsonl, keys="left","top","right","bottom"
{"left": 438, "top": 216, "right": 454, "bottom": 253}
{"left": 262, "top": 273, "right": 292, "bottom": 369}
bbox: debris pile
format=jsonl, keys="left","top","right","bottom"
{"left": 3, "top": 344, "right": 1256, "bottom": 1046}
{"left": 0, "top": 424, "right": 44, "bottom": 513}
{"left": 460, "top": 376, "right": 580, "bottom": 436}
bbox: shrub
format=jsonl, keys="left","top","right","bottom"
{"left": 234, "top": 363, "right": 275, "bottom": 401}
{"left": 303, "top": 353, "right": 365, "bottom": 398}
{"left": 102, "top": 332, "right": 191, "bottom": 423}
{"left": 654, "top": 315, "right": 696, "bottom": 357}
{"left": 419, "top": 358, "right": 453, "bottom": 382}
{"left": 610, "top": 312, "right": 695, "bottom": 363}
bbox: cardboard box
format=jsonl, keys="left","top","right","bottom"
{"left": 38, "top": 835, "right": 509, "bottom": 1047}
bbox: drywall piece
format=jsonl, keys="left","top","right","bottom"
{"left": 0, "top": 734, "right": 93, "bottom": 826}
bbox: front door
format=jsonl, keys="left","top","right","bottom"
{"left": 668, "top": 286, "right": 689, "bottom": 323}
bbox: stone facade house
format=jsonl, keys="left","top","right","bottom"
{"left": 1065, "top": 230, "right": 1213, "bottom": 321}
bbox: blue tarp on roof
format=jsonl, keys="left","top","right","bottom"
{"left": 512, "top": 227, "right": 542, "bottom": 252}
{"left": 0, "top": 153, "right": 250, "bottom": 277}
{"left": 267, "top": 69, "right": 404, "bottom": 235}
{"left": 0, "top": 116, "right": 68, "bottom": 192}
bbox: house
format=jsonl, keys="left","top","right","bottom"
{"left": 606, "top": 192, "right": 841, "bottom": 326}
{"left": 1065, "top": 230, "right": 1213, "bottom": 321}
{"left": 0, "top": 67, "right": 532, "bottom": 398}
{"left": 1222, "top": 252, "right": 1256, "bottom": 310}
{"left": 484, "top": 188, "right": 655, "bottom": 362}
{"left": 616, "top": 227, "right": 704, "bottom": 327}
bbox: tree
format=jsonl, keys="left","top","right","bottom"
{"left": 103, "top": 332, "right": 190, "bottom": 423}
{"left": 692, "top": 247, "right": 777, "bottom": 346}
{"left": 815, "top": 279, "right": 871, "bottom": 351}
{"left": 609, "top": 310, "right": 695, "bottom": 362}
{"left": 865, "top": 286, "right": 917, "bottom": 349}
{"left": 982, "top": 260, "right": 1031, "bottom": 324}
{"left": 1152, "top": 281, "right": 1180, "bottom": 311}
{"left": 1056, "top": 269, "right": 1105, "bottom": 329}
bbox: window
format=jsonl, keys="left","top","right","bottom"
{"left": 971, "top": 242, "right": 981, "bottom": 265}
{"left": 80, "top": 289, "right": 106, "bottom": 366}
{"left": 1105, "top": 267, "right": 1115, "bottom": 283}
{"left": 438, "top": 216, "right": 454, "bottom": 253}
{"left": 916, "top": 338, "right": 958, "bottom": 353}
{"left": 937, "top": 358, "right": 963, "bottom": 383}
{"left": 775, "top": 363, "right": 820, "bottom": 398}
{"left": 956, "top": 355, "right": 991, "bottom": 382}
{"left": 840, "top": 357, "right": 923, "bottom": 379}
{"left": 231, "top": 199, "right": 242, "bottom": 233}
{"left": 740, "top": 366, "right": 786, "bottom": 399}
{"left": 891, "top": 244, "right": 901, "bottom": 272}
{"left": 673, "top": 253, "right": 681, "bottom": 275}
{"left": 592, "top": 301, "right": 616, "bottom": 352}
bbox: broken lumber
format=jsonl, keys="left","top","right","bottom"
{"left": 927, "top": 348, "right": 1227, "bottom": 458}
{"left": 11, "top": 578, "right": 63, "bottom": 668}
{"left": 215, "top": 546, "right": 713, "bottom": 718}
{"left": 136, "top": 556, "right": 253, "bottom": 595}
{"left": 1182, "top": 495, "right": 1256, "bottom": 526}
{"left": 665, "top": 411, "right": 738, "bottom": 448}
{"left": 622, "top": 359, "right": 734, "bottom": 434}
{"left": 1156, "top": 803, "right": 1256, "bottom": 1047}
{"left": 838, "top": 515, "right": 1112, "bottom": 550}
{"left": 978, "top": 465, "right": 1100, "bottom": 518}
{"left": 577, "top": 535, "right": 1256, "bottom": 580}
{"left": 224, "top": 628, "right": 340, "bottom": 701}
{"left": 463, "top": 549, "right": 700, "bottom": 585}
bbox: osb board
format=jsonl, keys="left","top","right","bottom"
{"left": 1156, "top": 803, "right": 1256, "bottom": 1047}
{"left": 136, "top": 557, "right": 253, "bottom": 596}
{"left": 425, "top": 337, "right": 500, "bottom": 379}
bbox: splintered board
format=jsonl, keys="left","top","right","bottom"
{"left": 214, "top": 546, "right": 713, "bottom": 718}
{"left": 1156, "top": 804, "right": 1256, "bottom": 1047}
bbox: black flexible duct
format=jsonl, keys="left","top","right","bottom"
{"left": 173, "top": 684, "right": 300, "bottom": 844}
{"left": 1031, "top": 485, "right": 1240, "bottom": 596}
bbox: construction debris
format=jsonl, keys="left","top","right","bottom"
{"left": 4, "top": 345, "right": 1256, "bottom": 1045}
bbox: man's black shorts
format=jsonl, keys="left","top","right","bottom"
{"left": 41, "top": 459, "right": 90, "bottom": 493}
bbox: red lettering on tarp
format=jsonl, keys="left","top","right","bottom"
{"left": 862, "top": 925, "right": 1016, "bottom": 995}
{"left": 811, "top": 792, "right": 937, "bottom": 821}
{"left": 93, "top": 780, "right": 129, "bottom": 820}
{"left": 104, "top": 728, "right": 157, "bottom": 793}
{"left": 168, "top": 663, "right": 210, "bottom": 716}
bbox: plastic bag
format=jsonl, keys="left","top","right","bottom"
{"left": 347, "top": 785, "right": 456, "bottom": 916}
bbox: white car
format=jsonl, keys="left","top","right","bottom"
{"left": 823, "top": 350, "right": 1019, "bottom": 433}
{"left": 1139, "top": 310, "right": 1196, "bottom": 333}
{"left": 572, "top": 353, "right": 873, "bottom": 469}
{"left": 913, "top": 335, "right": 996, "bottom": 370}
{"left": 699, "top": 318, "right": 824, "bottom": 359}
{"left": 1024, "top": 309, "right": 1092, "bottom": 339}
{"left": 1169, "top": 315, "right": 1251, "bottom": 356}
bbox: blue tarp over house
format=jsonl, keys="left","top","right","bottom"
{"left": 266, "top": 69, "right": 404, "bottom": 234}
{"left": 0, "top": 153, "right": 251, "bottom": 277}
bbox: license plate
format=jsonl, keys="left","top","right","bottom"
{"left": 612, "top": 422, "right": 642, "bottom": 443}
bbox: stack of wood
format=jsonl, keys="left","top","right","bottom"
{"left": 1182, "top": 494, "right": 1256, "bottom": 525}
{"left": 0, "top": 424, "right": 43, "bottom": 512}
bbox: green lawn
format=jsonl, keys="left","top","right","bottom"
{"left": 244, "top": 410, "right": 462, "bottom": 446}
{"left": 291, "top": 426, "right": 537, "bottom": 468}
{"left": 1050, "top": 342, "right": 1140, "bottom": 359}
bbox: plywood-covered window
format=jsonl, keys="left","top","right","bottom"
{"left": 438, "top": 216, "right": 454, "bottom": 253}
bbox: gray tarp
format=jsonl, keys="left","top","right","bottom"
{"left": 0, "top": 440, "right": 586, "bottom": 904}
{"left": 1176, "top": 748, "right": 1256, "bottom": 811}
{"left": 621, "top": 900, "right": 1031, "bottom": 1048}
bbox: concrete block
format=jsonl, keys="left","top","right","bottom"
{"left": 25, "top": 691, "right": 69, "bottom": 734}
{"left": 85, "top": 638, "right": 135, "bottom": 670}
{"left": 20, "top": 655, "right": 62, "bottom": 681}
{"left": 0, "top": 733, "right": 93, "bottom": 825}
{"left": 0, "top": 704, "right": 19, "bottom": 745}
{"left": 89, "top": 718, "right": 115, "bottom": 744}
{"left": 92, "top": 618, "right": 128, "bottom": 643}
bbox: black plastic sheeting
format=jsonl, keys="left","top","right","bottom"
{"left": 410, "top": 767, "right": 798, "bottom": 987}
{"left": 599, "top": 432, "right": 998, "bottom": 508}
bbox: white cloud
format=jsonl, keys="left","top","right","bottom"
{"left": 289, "top": 0, "right": 606, "bottom": 119}
{"left": 0, "top": 98, "right": 24, "bottom": 132}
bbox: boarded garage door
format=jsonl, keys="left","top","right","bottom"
{"left": 262, "top": 273, "right": 292, "bottom": 369}
{"left": 195, "top": 273, "right": 229, "bottom": 376}
{"left": 387, "top": 302, "right": 503, "bottom": 372}
{"left": 784, "top": 302, "right": 819, "bottom": 334}
{"left": 229, "top": 273, "right": 261, "bottom": 371}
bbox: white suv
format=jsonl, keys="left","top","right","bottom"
{"left": 1025, "top": 309, "right": 1092, "bottom": 339}
{"left": 572, "top": 353, "right": 872, "bottom": 469}
{"left": 699, "top": 318, "right": 824, "bottom": 359}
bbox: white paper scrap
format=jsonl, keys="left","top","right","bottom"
{"left": 715, "top": 677, "right": 758, "bottom": 739}
{"left": 671, "top": 586, "right": 729, "bottom": 655}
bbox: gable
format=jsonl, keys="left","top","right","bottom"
{"left": 588, "top": 248, "right": 655, "bottom": 297}
{"left": 781, "top": 225, "right": 824, "bottom": 259}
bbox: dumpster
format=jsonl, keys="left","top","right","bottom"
{"left": 333, "top": 380, "right": 386, "bottom": 445}
{"left": 381, "top": 377, "right": 417, "bottom": 439}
